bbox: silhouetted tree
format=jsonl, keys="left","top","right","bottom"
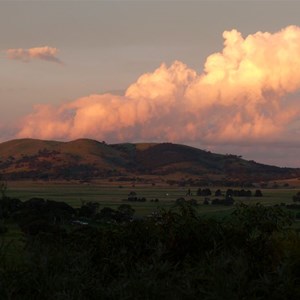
{"left": 197, "top": 188, "right": 211, "bottom": 196}
{"left": 117, "top": 204, "right": 135, "bottom": 222}
{"left": 78, "top": 201, "right": 99, "bottom": 218}
{"left": 254, "top": 189, "right": 263, "bottom": 197}
{"left": 215, "top": 189, "right": 222, "bottom": 197}
{"left": 226, "top": 189, "right": 234, "bottom": 198}
{"left": 293, "top": 192, "right": 300, "bottom": 202}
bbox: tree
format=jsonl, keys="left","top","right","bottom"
{"left": 128, "top": 191, "right": 137, "bottom": 201}
{"left": 198, "top": 188, "right": 211, "bottom": 196}
{"left": 78, "top": 201, "right": 99, "bottom": 218}
{"left": 0, "top": 197, "right": 22, "bottom": 218}
{"left": 117, "top": 204, "right": 135, "bottom": 222}
{"left": 196, "top": 188, "right": 202, "bottom": 196}
{"left": 97, "top": 207, "right": 118, "bottom": 222}
{"left": 293, "top": 192, "right": 300, "bottom": 202}
{"left": 246, "top": 190, "right": 252, "bottom": 197}
{"left": 254, "top": 189, "right": 263, "bottom": 197}
{"left": 186, "top": 199, "right": 198, "bottom": 206}
{"left": 0, "top": 180, "right": 7, "bottom": 199}
{"left": 215, "top": 189, "right": 222, "bottom": 197}
{"left": 226, "top": 189, "right": 234, "bottom": 198}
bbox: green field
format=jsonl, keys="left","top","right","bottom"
{"left": 4, "top": 181, "right": 300, "bottom": 218}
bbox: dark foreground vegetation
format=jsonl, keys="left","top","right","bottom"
{"left": 0, "top": 192, "right": 300, "bottom": 300}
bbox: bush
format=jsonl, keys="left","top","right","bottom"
{"left": 293, "top": 192, "right": 300, "bottom": 202}
{"left": 255, "top": 189, "right": 263, "bottom": 197}
{"left": 0, "top": 225, "right": 7, "bottom": 234}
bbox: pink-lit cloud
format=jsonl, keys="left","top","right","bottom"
{"left": 16, "top": 26, "right": 300, "bottom": 148}
{"left": 6, "top": 46, "right": 63, "bottom": 64}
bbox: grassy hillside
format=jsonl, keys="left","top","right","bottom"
{"left": 0, "top": 138, "right": 299, "bottom": 181}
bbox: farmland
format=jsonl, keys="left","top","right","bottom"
{"left": 4, "top": 180, "right": 300, "bottom": 218}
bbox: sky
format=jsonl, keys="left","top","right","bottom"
{"left": 1, "top": 0, "right": 300, "bottom": 167}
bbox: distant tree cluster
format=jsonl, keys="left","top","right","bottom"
{"left": 0, "top": 196, "right": 75, "bottom": 236}
{"left": 196, "top": 188, "right": 212, "bottom": 196}
{"left": 126, "top": 191, "right": 147, "bottom": 202}
{"left": 225, "top": 189, "right": 263, "bottom": 197}
{"left": 0, "top": 194, "right": 137, "bottom": 236}
{"left": 194, "top": 188, "right": 264, "bottom": 207}
{"left": 166, "top": 179, "right": 255, "bottom": 188}
{"left": 150, "top": 199, "right": 159, "bottom": 203}
{"left": 202, "top": 194, "right": 235, "bottom": 206}
{"left": 226, "top": 189, "right": 252, "bottom": 197}
{"left": 196, "top": 188, "right": 263, "bottom": 198}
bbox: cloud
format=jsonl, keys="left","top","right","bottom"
{"left": 16, "top": 26, "right": 300, "bottom": 149}
{"left": 6, "top": 46, "right": 63, "bottom": 64}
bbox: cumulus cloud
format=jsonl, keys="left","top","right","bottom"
{"left": 16, "top": 26, "right": 300, "bottom": 148}
{"left": 6, "top": 46, "right": 63, "bottom": 64}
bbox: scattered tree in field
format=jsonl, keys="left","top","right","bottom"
{"left": 215, "top": 189, "right": 222, "bottom": 197}
{"left": 254, "top": 189, "right": 263, "bottom": 197}
{"left": 197, "top": 188, "right": 211, "bottom": 196}
{"left": 126, "top": 191, "right": 146, "bottom": 202}
{"left": 226, "top": 189, "right": 234, "bottom": 198}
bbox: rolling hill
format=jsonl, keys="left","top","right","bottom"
{"left": 0, "top": 138, "right": 299, "bottom": 183}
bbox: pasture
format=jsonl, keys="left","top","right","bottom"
{"left": 5, "top": 180, "right": 300, "bottom": 218}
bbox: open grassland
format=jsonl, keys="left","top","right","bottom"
{"left": 5, "top": 180, "right": 300, "bottom": 218}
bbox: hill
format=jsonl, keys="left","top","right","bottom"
{"left": 0, "top": 138, "right": 299, "bottom": 183}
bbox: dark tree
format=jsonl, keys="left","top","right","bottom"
{"left": 117, "top": 204, "right": 135, "bottom": 221}
{"left": 254, "top": 189, "right": 263, "bottom": 197}
{"left": 226, "top": 189, "right": 234, "bottom": 198}
{"left": 215, "top": 189, "right": 222, "bottom": 197}
{"left": 293, "top": 192, "right": 300, "bottom": 202}
{"left": 78, "top": 201, "right": 99, "bottom": 218}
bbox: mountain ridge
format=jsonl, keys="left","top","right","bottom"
{"left": 0, "top": 138, "right": 299, "bottom": 182}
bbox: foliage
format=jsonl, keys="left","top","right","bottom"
{"left": 0, "top": 202, "right": 299, "bottom": 299}
{"left": 293, "top": 191, "right": 300, "bottom": 202}
{"left": 255, "top": 189, "right": 263, "bottom": 197}
{"left": 197, "top": 188, "right": 211, "bottom": 196}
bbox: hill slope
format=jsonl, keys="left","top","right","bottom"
{"left": 0, "top": 138, "right": 299, "bottom": 182}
